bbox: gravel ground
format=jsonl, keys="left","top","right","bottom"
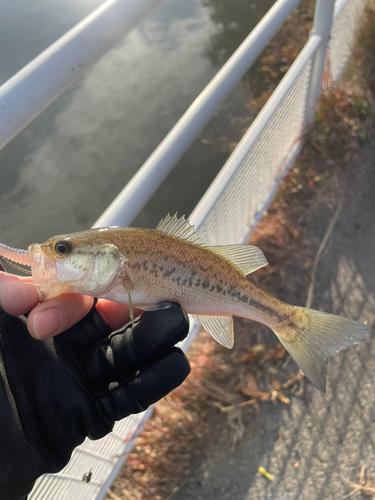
{"left": 173, "top": 140, "right": 375, "bottom": 500}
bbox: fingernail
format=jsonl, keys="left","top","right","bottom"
{"left": 33, "top": 307, "right": 65, "bottom": 339}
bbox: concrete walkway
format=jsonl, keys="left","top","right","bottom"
{"left": 173, "top": 139, "right": 375, "bottom": 500}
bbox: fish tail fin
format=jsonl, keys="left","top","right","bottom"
{"left": 272, "top": 307, "right": 368, "bottom": 392}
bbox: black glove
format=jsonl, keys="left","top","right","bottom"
{"left": 0, "top": 303, "right": 190, "bottom": 500}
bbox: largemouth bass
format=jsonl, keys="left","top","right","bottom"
{"left": 0, "top": 214, "right": 368, "bottom": 392}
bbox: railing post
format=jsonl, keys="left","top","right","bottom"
{"left": 305, "top": 0, "right": 336, "bottom": 125}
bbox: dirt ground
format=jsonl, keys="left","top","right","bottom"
{"left": 171, "top": 137, "right": 375, "bottom": 500}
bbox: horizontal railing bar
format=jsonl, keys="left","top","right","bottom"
{"left": 189, "top": 33, "right": 322, "bottom": 230}
{"left": 0, "top": 0, "right": 165, "bottom": 151}
{"left": 93, "top": 0, "right": 301, "bottom": 228}
{"left": 41, "top": 473, "right": 101, "bottom": 487}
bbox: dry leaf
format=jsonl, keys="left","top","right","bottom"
{"left": 261, "top": 343, "right": 286, "bottom": 363}
{"left": 271, "top": 379, "right": 290, "bottom": 404}
{"left": 245, "top": 373, "right": 259, "bottom": 392}
{"left": 236, "top": 386, "right": 271, "bottom": 401}
{"left": 240, "top": 352, "right": 258, "bottom": 363}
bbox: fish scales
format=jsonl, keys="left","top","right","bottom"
{"left": 101, "top": 228, "right": 289, "bottom": 328}
{"left": 0, "top": 213, "right": 369, "bottom": 392}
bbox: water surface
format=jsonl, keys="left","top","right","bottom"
{"left": 0, "top": 0, "right": 275, "bottom": 249}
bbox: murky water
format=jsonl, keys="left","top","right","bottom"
{"left": 0, "top": 0, "right": 275, "bottom": 250}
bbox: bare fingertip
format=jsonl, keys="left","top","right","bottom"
{"left": 31, "top": 307, "right": 66, "bottom": 340}
{"left": 0, "top": 273, "right": 39, "bottom": 316}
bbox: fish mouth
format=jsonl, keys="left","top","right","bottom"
{"left": 28, "top": 242, "right": 128, "bottom": 302}
{"left": 28, "top": 243, "right": 71, "bottom": 301}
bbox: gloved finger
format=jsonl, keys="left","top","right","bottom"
{"left": 80, "top": 303, "right": 189, "bottom": 389}
{"left": 27, "top": 294, "right": 94, "bottom": 339}
{"left": 54, "top": 303, "right": 112, "bottom": 356}
{"left": 96, "top": 348, "right": 190, "bottom": 421}
{"left": 54, "top": 300, "right": 142, "bottom": 355}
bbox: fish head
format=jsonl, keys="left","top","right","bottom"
{"left": 28, "top": 231, "right": 128, "bottom": 301}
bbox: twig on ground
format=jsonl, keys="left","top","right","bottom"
{"left": 340, "top": 474, "right": 375, "bottom": 496}
{"left": 107, "top": 490, "right": 122, "bottom": 500}
{"left": 305, "top": 173, "right": 347, "bottom": 309}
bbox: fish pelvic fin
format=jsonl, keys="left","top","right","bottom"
{"left": 196, "top": 315, "right": 234, "bottom": 348}
{"left": 273, "top": 307, "right": 369, "bottom": 392}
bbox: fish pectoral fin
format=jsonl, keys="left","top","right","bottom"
{"left": 134, "top": 302, "right": 173, "bottom": 312}
{"left": 197, "top": 315, "right": 234, "bottom": 348}
{"left": 208, "top": 245, "right": 268, "bottom": 276}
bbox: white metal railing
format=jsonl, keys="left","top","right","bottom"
{"left": 0, "top": 0, "right": 365, "bottom": 498}
{"left": 93, "top": 0, "right": 301, "bottom": 227}
{"left": 0, "top": 0, "right": 165, "bottom": 151}
{"left": 190, "top": 33, "right": 322, "bottom": 233}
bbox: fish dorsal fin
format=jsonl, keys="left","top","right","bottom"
{"left": 155, "top": 213, "right": 205, "bottom": 245}
{"left": 197, "top": 315, "right": 234, "bottom": 348}
{"left": 208, "top": 245, "right": 268, "bottom": 276}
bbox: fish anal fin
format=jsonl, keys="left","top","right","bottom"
{"left": 208, "top": 245, "right": 267, "bottom": 276}
{"left": 197, "top": 315, "right": 234, "bottom": 348}
{"left": 155, "top": 213, "right": 205, "bottom": 246}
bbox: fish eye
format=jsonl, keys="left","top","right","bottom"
{"left": 54, "top": 240, "right": 73, "bottom": 256}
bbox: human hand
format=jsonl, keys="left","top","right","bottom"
{"left": 0, "top": 271, "right": 190, "bottom": 500}
{"left": 0, "top": 271, "right": 140, "bottom": 339}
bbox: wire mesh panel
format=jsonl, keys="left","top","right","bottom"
{"left": 198, "top": 60, "right": 312, "bottom": 246}
{"left": 199, "top": 0, "right": 365, "bottom": 246}
{"left": 29, "top": 413, "right": 148, "bottom": 499}
{"left": 329, "top": 0, "right": 365, "bottom": 81}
